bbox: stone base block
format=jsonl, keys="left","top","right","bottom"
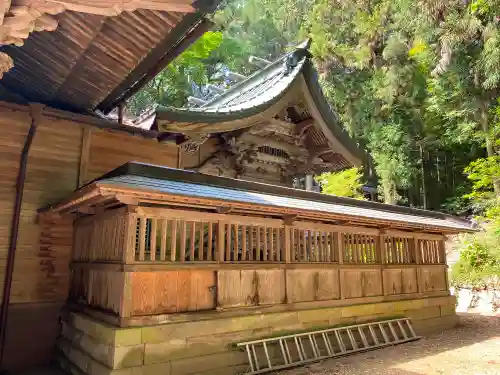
{"left": 57, "top": 296, "right": 458, "bottom": 375}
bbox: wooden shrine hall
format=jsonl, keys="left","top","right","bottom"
{"left": 130, "top": 40, "right": 368, "bottom": 189}
{"left": 0, "top": 0, "right": 471, "bottom": 374}
{"left": 40, "top": 162, "right": 472, "bottom": 375}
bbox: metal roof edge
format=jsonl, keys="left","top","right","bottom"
{"left": 154, "top": 60, "right": 305, "bottom": 124}
{"left": 91, "top": 161, "right": 472, "bottom": 227}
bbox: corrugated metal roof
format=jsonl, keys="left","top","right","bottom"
{"left": 99, "top": 174, "right": 473, "bottom": 231}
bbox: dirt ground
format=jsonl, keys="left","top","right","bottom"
{"left": 279, "top": 314, "right": 500, "bottom": 375}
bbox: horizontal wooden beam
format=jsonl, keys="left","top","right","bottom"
{"left": 70, "top": 261, "right": 448, "bottom": 272}
{"left": 216, "top": 206, "right": 233, "bottom": 214}
{"left": 74, "top": 290, "right": 450, "bottom": 328}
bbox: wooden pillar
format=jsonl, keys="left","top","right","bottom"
{"left": 284, "top": 225, "right": 291, "bottom": 263}
{"left": 78, "top": 127, "right": 91, "bottom": 187}
{"left": 123, "top": 210, "right": 137, "bottom": 264}
{"left": 217, "top": 220, "right": 225, "bottom": 263}
{"left": 378, "top": 231, "right": 387, "bottom": 296}
{"left": 118, "top": 102, "right": 125, "bottom": 125}
{"left": 440, "top": 238, "right": 450, "bottom": 293}
{"left": 336, "top": 232, "right": 344, "bottom": 299}
{"left": 414, "top": 237, "right": 424, "bottom": 294}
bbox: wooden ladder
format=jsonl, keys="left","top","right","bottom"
{"left": 237, "top": 317, "right": 419, "bottom": 374}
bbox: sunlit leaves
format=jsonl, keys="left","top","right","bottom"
{"left": 315, "top": 168, "right": 366, "bottom": 199}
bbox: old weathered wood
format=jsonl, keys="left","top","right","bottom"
{"left": 207, "top": 222, "right": 213, "bottom": 261}
{"left": 276, "top": 228, "right": 281, "bottom": 262}
{"left": 150, "top": 218, "right": 157, "bottom": 261}
{"left": 160, "top": 219, "right": 167, "bottom": 261}
{"left": 179, "top": 220, "right": 186, "bottom": 262}
{"left": 78, "top": 127, "right": 91, "bottom": 187}
{"left": 135, "top": 206, "right": 284, "bottom": 226}
{"left": 284, "top": 226, "right": 291, "bottom": 263}
{"left": 170, "top": 219, "right": 177, "bottom": 262}
{"left": 190, "top": 221, "right": 196, "bottom": 261}
{"left": 225, "top": 223, "right": 232, "bottom": 261}
{"left": 217, "top": 221, "right": 225, "bottom": 262}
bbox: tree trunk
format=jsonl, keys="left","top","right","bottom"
{"left": 420, "top": 144, "right": 428, "bottom": 210}
{"left": 480, "top": 104, "right": 500, "bottom": 194}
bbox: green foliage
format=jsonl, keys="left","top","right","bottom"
{"left": 315, "top": 168, "right": 366, "bottom": 199}
{"left": 451, "top": 227, "right": 500, "bottom": 287}
{"left": 129, "top": 0, "right": 500, "bottom": 212}
{"left": 451, "top": 154, "right": 500, "bottom": 287}
{"left": 128, "top": 31, "right": 223, "bottom": 114}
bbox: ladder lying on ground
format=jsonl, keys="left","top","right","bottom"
{"left": 237, "top": 317, "right": 419, "bottom": 374}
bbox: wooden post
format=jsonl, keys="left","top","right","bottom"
{"left": 78, "top": 127, "right": 91, "bottom": 187}
{"left": 120, "top": 272, "right": 132, "bottom": 318}
{"left": 284, "top": 225, "right": 291, "bottom": 263}
{"left": 440, "top": 239, "right": 450, "bottom": 293}
{"left": 123, "top": 212, "right": 137, "bottom": 264}
{"left": 335, "top": 232, "right": 344, "bottom": 299}
{"left": 414, "top": 237, "right": 424, "bottom": 294}
{"left": 118, "top": 102, "right": 125, "bottom": 125}
{"left": 217, "top": 221, "right": 225, "bottom": 263}
{"left": 336, "top": 232, "right": 343, "bottom": 264}
{"left": 378, "top": 232, "right": 387, "bottom": 296}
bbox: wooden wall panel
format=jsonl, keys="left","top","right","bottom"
{"left": 85, "top": 129, "right": 178, "bottom": 183}
{"left": 0, "top": 108, "right": 31, "bottom": 301}
{"left": 217, "top": 269, "right": 286, "bottom": 308}
{"left": 402, "top": 268, "right": 418, "bottom": 294}
{"left": 181, "top": 137, "right": 219, "bottom": 169}
{"left": 0, "top": 106, "right": 182, "bottom": 371}
{"left": 256, "top": 270, "right": 285, "bottom": 306}
{"left": 13, "top": 117, "right": 82, "bottom": 304}
{"left": 130, "top": 270, "right": 216, "bottom": 316}
{"left": 71, "top": 267, "right": 124, "bottom": 315}
{"left": 421, "top": 266, "right": 447, "bottom": 292}
{"left": 217, "top": 270, "right": 255, "bottom": 309}
{"left": 383, "top": 269, "right": 403, "bottom": 295}
{"left": 342, "top": 268, "right": 382, "bottom": 299}
{"left": 286, "top": 269, "right": 339, "bottom": 303}
{"left": 284, "top": 269, "right": 313, "bottom": 303}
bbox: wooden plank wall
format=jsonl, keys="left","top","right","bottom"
{"left": 83, "top": 128, "right": 178, "bottom": 184}
{"left": 0, "top": 104, "right": 179, "bottom": 370}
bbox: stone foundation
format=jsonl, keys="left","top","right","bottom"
{"left": 56, "top": 296, "right": 459, "bottom": 375}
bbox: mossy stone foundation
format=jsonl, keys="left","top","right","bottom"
{"left": 56, "top": 296, "right": 459, "bottom": 375}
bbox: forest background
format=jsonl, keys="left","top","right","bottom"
{"left": 128, "top": 0, "right": 500, "bottom": 286}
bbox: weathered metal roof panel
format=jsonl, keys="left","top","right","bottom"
{"left": 100, "top": 173, "right": 472, "bottom": 231}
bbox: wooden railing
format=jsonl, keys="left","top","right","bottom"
{"left": 69, "top": 206, "right": 449, "bottom": 323}
{"left": 120, "top": 207, "right": 445, "bottom": 266}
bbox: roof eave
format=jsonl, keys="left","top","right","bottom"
{"left": 97, "top": 2, "right": 221, "bottom": 114}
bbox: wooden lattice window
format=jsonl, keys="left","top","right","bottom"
{"left": 222, "top": 224, "right": 284, "bottom": 262}
{"left": 416, "top": 238, "right": 444, "bottom": 264}
{"left": 290, "top": 228, "right": 339, "bottom": 263}
{"left": 343, "top": 233, "right": 378, "bottom": 264}
{"left": 135, "top": 217, "right": 218, "bottom": 261}
{"left": 383, "top": 236, "right": 414, "bottom": 264}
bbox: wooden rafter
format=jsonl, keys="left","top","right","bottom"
{"left": 0, "top": 0, "right": 198, "bottom": 78}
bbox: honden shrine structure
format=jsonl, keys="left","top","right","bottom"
{"left": 0, "top": 1, "right": 473, "bottom": 375}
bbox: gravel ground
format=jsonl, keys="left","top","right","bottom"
{"left": 279, "top": 314, "right": 500, "bottom": 375}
